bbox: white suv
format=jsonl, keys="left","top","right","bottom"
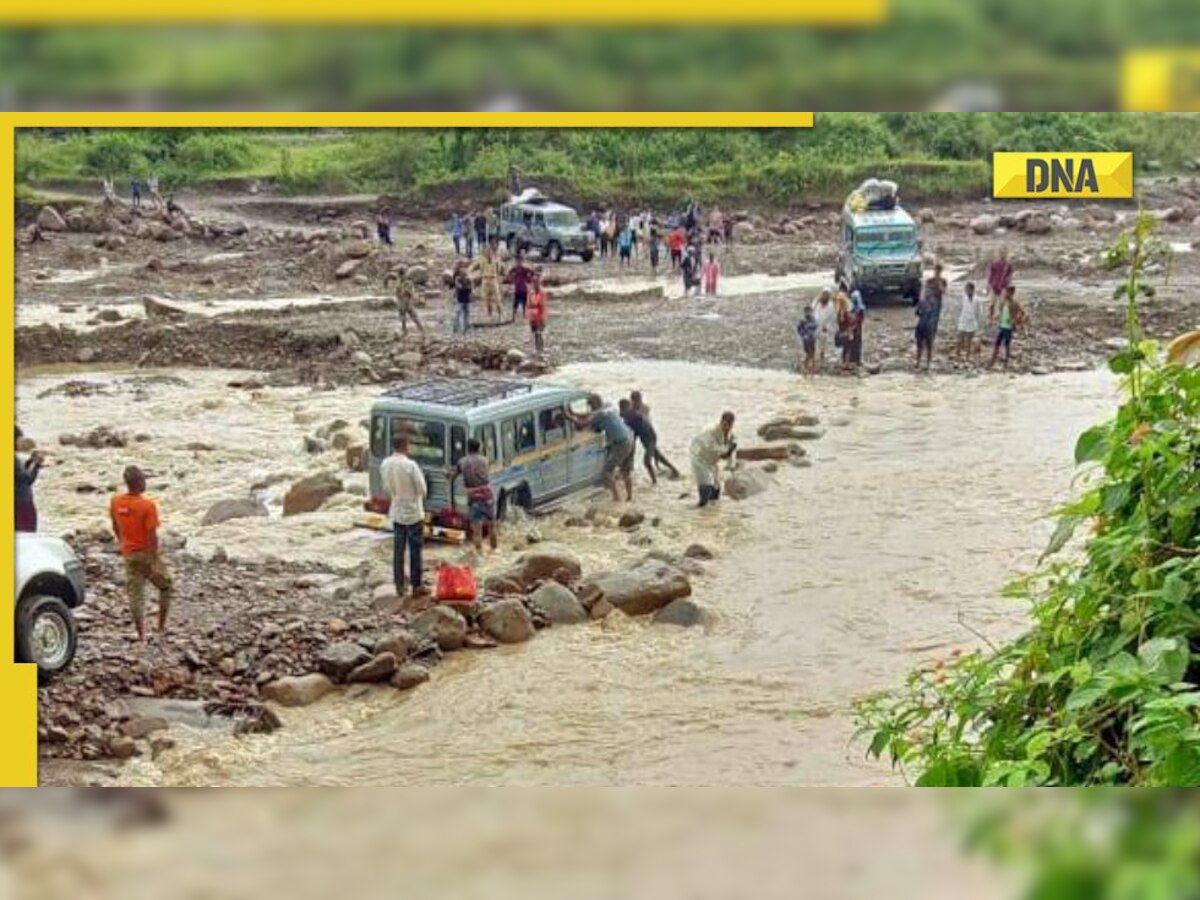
{"left": 14, "top": 534, "right": 85, "bottom": 677}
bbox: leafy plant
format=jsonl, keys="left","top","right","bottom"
{"left": 855, "top": 213, "right": 1200, "bottom": 786}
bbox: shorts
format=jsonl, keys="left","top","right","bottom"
{"left": 125, "top": 551, "right": 174, "bottom": 623}
{"left": 468, "top": 497, "right": 496, "bottom": 524}
{"left": 604, "top": 439, "right": 635, "bottom": 476}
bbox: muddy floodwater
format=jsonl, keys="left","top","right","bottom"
{"left": 19, "top": 361, "right": 1116, "bottom": 785}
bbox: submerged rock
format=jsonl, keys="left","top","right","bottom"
{"left": 507, "top": 544, "right": 583, "bottom": 588}
{"left": 723, "top": 468, "right": 771, "bottom": 501}
{"left": 653, "top": 598, "right": 712, "bottom": 628}
{"left": 392, "top": 664, "right": 431, "bottom": 691}
{"left": 201, "top": 497, "right": 268, "bottom": 527}
{"left": 261, "top": 673, "right": 334, "bottom": 707}
{"left": 527, "top": 582, "right": 588, "bottom": 626}
{"left": 282, "top": 472, "right": 343, "bottom": 516}
{"left": 478, "top": 598, "right": 536, "bottom": 644}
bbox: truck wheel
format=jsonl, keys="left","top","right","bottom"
{"left": 15, "top": 594, "right": 77, "bottom": 678}
{"left": 580, "top": 249, "right": 594, "bottom": 263}
{"left": 548, "top": 241, "right": 563, "bottom": 262}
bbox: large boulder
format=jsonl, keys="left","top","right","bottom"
{"left": 507, "top": 544, "right": 583, "bottom": 588}
{"left": 478, "top": 599, "right": 535, "bottom": 644}
{"left": 347, "top": 652, "right": 398, "bottom": 684}
{"left": 577, "top": 560, "right": 691, "bottom": 616}
{"left": 410, "top": 605, "right": 467, "bottom": 652}
{"left": 261, "top": 673, "right": 334, "bottom": 707}
{"left": 653, "top": 598, "right": 712, "bottom": 628}
{"left": 970, "top": 214, "right": 998, "bottom": 236}
{"left": 142, "top": 295, "right": 190, "bottom": 320}
{"left": 724, "top": 468, "right": 771, "bottom": 501}
{"left": 282, "top": 472, "right": 343, "bottom": 516}
{"left": 405, "top": 264, "right": 430, "bottom": 286}
{"left": 317, "top": 641, "right": 372, "bottom": 682}
{"left": 201, "top": 497, "right": 268, "bottom": 527}
{"left": 527, "top": 582, "right": 587, "bottom": 626}
{"left": 37, "top": 206, "right": 67, "bottom": 232}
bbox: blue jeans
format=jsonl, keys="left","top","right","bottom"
{"left": 392, "top": 522, "right": 424, "bottom": 591}
{"left": 454, "top": 302, "right": 471, "bottom": 334}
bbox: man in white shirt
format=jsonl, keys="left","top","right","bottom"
{"left": 955, "top": 280, "right": 983, "bottom": 364}
{"left": 380, "top": 431, "right": 429, "bottom": 596}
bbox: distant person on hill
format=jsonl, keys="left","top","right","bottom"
{"left": 508, "top": 253, "right": 533, "bottom": 320}
{"left": 988, "top": 285, "right": 1026, "bottom": 370}
{"left": 110, "top": 465, "right": 174, "bottom": 652}
{"left": 528, "top": 271, "right": 548, "bottom": 354}
{"left": 690, "top": 412, "right": 737, "bottom": 508}
{"left": 915, "top": 263, "right": 947, "bottom": 371}
{"left": 376, "top": 208, "right": 394, "bottom": 247}
{"left": 15, "top": 426, "right": 43, "bottom": 533}
{"left": 450, "top": 213, "right": 464, "bottom": 256}
{"left": 617, "top": 222, "right": 634, "bottom": 266}
{"left": 668, "top": 226, "right": 686, "bottom": 271}
{"left": 648, "top": 227, "right": 661, "bottom": 272}
{"left": 702, "top": 251, "right": 721, "bottom": 296}
{"left": 384, "top": 270, "right": 424, "bottom": 339}
{"left": 130, "top": 177, "right": 142, "bottom": 208}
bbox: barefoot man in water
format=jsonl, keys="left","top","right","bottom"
{"left": 690, "top": 411, "right": 737, "bottom": 508}
{"left": 110, "top": 466, "right": 174, "bottom": 652}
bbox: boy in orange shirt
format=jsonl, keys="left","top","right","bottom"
{"left": 110, "top": 465, "right": 174, "bottom": 651}
{"left": 528, "top": 272, "right": 548, "bottom": 353}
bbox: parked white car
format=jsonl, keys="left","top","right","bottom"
{"left": 14, "top": 533, "right": 85, "bottom": 677}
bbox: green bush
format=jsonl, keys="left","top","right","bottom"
{"left": 172, "top": 132, "right": 254, "bottom": 175}
{"left": 856, "top": 215, "right": 1200, "bottom": 786}
{"left": 82, "top": 131, "right": 152, "bottom": 177}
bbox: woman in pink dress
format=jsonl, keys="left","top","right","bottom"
{"left": 702, "top": 252, "right": 721, "bottom": 296}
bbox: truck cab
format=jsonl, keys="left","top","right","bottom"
{"left": 836, "top": 206, "right": 923, "bottom": 302}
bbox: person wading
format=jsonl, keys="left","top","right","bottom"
{"left": 988, "top": 285, "right": 1027, "bottom": 370}
{"left": 381, "top": 431, "right": 429, "bottom": 598}
{"left": 448, "top": 438, "right": 498, "bottom": 554}
{"left": 629, "top": 391, "right": 680, "bottom": 480}
{"left": 110, "top": 466, "right": 174, "bottom": 653}
{"left": 690, "top": 412, "right": 737, "bottom": 508}
{"left": 568, "top": 394, "right": 635, "bottom": 503}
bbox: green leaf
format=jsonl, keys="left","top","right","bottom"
{"left": 1153, "top": 746, "right": 1200, "bottom": 787}
{"left": 1042, "top": 515, "right": 1081, "bottom": 560}
{"left": 1139, "top": 637, "right": 1189, "bottom": 684}
{"left": 915, "top": 759, "right": 981, "bottom": 787}
{"left": 1162, "top": 572, "right": 1190, "bottom": 608}
{"left": 1025, "top": 731, "right": 1052, "bottom": 759}
{"left": 1066, "top": 680, "right": 1109, "bottom": 712}
{"left": 1108, "top": 350, "right": 1143, "bottom": 375}
{"left": 1074, "top": 425, "right": 1110, "bottom": 464}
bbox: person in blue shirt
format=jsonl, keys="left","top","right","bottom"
{"left": 796, "top": 306, "right": 818, "bottom": 375}
{"left": 130, "top": 177, "right": 142, "bottom": 208}
{"left": 617, "top": 224, "right": 634, "bottom": 267}
{"left": 450, "top": 213, "right": 463, "bottom": 256}
{"left": 567, "top": 394, "right": 635, "bottom": 502}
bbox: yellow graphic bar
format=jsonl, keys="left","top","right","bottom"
{"left": 6, "top": 112, "right": 813, "bottom": 129}
{"left": 1122, "top": 50, "right": 1200, "bottom": 111}
{"left": 0, "top": 0, "right": 887, "bottom": 25}
{"left": 993, "top": 152, "right": 1134, "bottom": 200}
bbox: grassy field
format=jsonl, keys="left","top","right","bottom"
{"left": 15, "top": 114, "right": 1198, "bottom": 210}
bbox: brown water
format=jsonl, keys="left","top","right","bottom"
{"left": 18, "top": 361, "right": 1116, "bottom": 786}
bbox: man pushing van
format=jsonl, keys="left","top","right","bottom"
{"left": 567, "top": 394, "right": 635, "bottom": 503}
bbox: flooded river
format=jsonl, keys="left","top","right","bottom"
{"left": 18, "top": 361, "right": 1116, "bottom": 785}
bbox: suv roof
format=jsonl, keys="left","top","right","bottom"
{"left": 844, "top": 206, "right": 916, "bottom": 228}
{"left": 503, "top": 199, "right": 577, "bottom": 214}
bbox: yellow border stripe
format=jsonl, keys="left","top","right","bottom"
{"left": 0, "top": 1, "right": 886, "bottom": 25}
{"left": 1, "top": 119, "right": 38, "bottom": 788}
{"left": 8, "top": 112, "right": 813, "bottom": 129}
{"left": 1121, "top": 49, "right": 1200, "bottom": 111}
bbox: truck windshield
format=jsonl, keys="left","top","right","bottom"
{"left": 856, "top": 228, "right": 916, "bottom": 252}
{"left": 546, "top": 212, "right": 579, "bottom": 228}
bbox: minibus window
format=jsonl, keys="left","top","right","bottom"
{"left": 514, "top": 413, "right": 537, "bottom": 453}
{"left": 501, "top": 419, "right": 517, "bottom": 461}
{"left": 473, "top": 425, "right": 499, "bottom": 462}
{"left": 450, "top": 426, "right": 467, "bottom": 465}
{"left": 539, "top": 407, "right": 567, "bottom": 446}
{"left": 401, "top": 418, "right": 447, "bottom": 464}
{"left": 370, "top": 415, "right": 388, "bottom": 458}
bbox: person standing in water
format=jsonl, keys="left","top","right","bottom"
{"left": 690, "top": 412, "right": 737, "bottom": 508}
{"left": 381, "top": 431, "right": 428, "bottom": 598}
{"left": 988, "top": 285, "right": 1026, "bottom": 370}
{"left": 955, "top": 281, "right": 983, "bottom": 364}
{"left": 620, "top": 397, "right": 679, "bottom": 485}
{"left": 110, "top": 466, "right": 174, "bottom": 652}
{"left": 702, "top": 252, "right": 721, "bottom": 296}
{"left": 914, "top": 263, "right": 947, "bottom": 371}
{"left": 448, "top": 438, "right": 498, "bottom": 555}
{"left": 629, "top": 391, "right": 681, "bottom": 480}
{"left": 567, "top": 394, "right": 635, "bottom": 503}
{"left": 15, "top": 427, "right": 43, "bottom": 533}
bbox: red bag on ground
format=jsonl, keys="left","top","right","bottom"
{"left": 436, "top": 563, "right": 478, "bottom": 603}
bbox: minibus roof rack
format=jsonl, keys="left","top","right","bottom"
{"left": 380, "top": 377, "right": 537, "bottom": 408}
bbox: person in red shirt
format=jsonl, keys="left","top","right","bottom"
{"left": 668, "top": 227, "right": 686, "bottom": 272}
{"left": 110, "top": 465, "right": 174, "bottom": 651}
{"left": 987, "top": 248, "right": 1013, "bottom": 304}
{"left": 528, "top": 272, "right": 548, "bottom": 353}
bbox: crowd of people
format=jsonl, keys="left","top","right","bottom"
{"left": 794, "top": 249, "right": 1028, "bottom": 376}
